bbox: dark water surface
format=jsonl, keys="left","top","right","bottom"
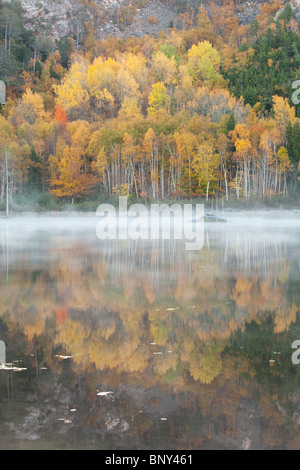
{"left": 1, "top": 212, "right": 300, "bottom": 450}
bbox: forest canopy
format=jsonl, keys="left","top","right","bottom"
{"left": 0, "top": 0, "right": 299, "bottom": 210}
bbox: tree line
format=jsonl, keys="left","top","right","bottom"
{"left": 0, "top": 0, "right": 299, "bottom": 209}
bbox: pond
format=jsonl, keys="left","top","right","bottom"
{"left": 0, "top": 211, "right": 300, "bottom": 450}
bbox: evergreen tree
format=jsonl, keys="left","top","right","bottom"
{"left": 286, "top": 121, "right": 300, "bottom": 164}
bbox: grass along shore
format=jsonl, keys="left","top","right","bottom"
{"left": 0, "top": 190, "right": 299, "bottom": 217}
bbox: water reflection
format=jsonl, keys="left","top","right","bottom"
{"left": 0, "top": 214, "right": 300, "bottom": 449}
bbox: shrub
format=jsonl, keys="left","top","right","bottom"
{"left": 37, "top": 193, "right": 61, "bottom": 211}
{"left": 148, "top": 16, "right": 158, "bottom": 24}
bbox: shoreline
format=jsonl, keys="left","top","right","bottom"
{"left": 2, "top": 193, "right": 299, "bottom": 217}
{"left": 1, "top": 195, "right": 300, "bottom": 219}
{"left": 1, "top": 207, "right": 300, "bottom": 219}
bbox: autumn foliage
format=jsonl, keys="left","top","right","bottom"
{"left": 54, "top": 104, "right": 69, "bottom": 126}
{"left": 0, "top": 0, "right": 299, "bottom": 205}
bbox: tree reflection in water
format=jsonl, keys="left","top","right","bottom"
{"left": 0, "top": 215, "right": 300, "bottom": 449}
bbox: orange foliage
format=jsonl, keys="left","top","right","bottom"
{"left": 55, "top": 305, "right": 69, "bottom": 325}
{"left": 54, "top": 103, "right": 69, "bottom": 126}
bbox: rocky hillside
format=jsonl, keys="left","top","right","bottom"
{"left": 3, "top": 0, "right": 298, "bottom": 43}
{"left": 2, "top": 0, "right": 176, "bottom": 40}
{"left": 3, "top": 0, "right": 93, "bottom": 40}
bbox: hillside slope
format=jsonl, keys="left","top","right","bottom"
{"left": 3, "top": 0, "right": 296, "bottom": 42}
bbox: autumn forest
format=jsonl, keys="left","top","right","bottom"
{"left": 0, "top": 0, "right": 300, "bottom": 212}
{"left": 1, "top": 0, "right": 300, "bottom": 449}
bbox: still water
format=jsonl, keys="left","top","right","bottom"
{"left": 0, "top": 212, "right": 300, "bottom": 450}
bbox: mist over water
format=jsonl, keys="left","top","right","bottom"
{"left": 0, "top": 211, "right": 300, "bottom": 449}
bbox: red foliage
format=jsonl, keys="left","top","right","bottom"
{"left": 54, "top": 103, "right": 69, "bottom": 126}
{"left": 55, "top": 305, "right": 69, "bottom": 325}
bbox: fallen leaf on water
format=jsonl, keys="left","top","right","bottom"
{"left": 0, "top": 364, "right": 27, "bottom": 371}
{"left": 55, "top": 355, "right": 73, "bottom": 359}
{"left": 97, "top": 391, "right": 113, "bottom": 397}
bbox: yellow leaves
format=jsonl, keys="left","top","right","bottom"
{"left": 150, "top": 169, "right": 159, "bottom": 183}
{"left": 193, "top": 86, "right": 242, "bottom": 123}
{"left": 150, "top": 316, "right": 169, "bottom": 346}
{"left": 277, "top": 146, "right": 291, "bottom": 174}
{"left": 151, "top": 51, "right": 177, "bottom": 85}
{"left": 143, "top": 127, "right": 156, "bottom": 156}
{"left": 55, "top": 318, "right": 91, "bottom": 358}
{"left": 123, "top": 348, "right": 149, "bottom": 373}
{"left": 273, "top": 304, "right": 297, "bottom": 334}
{"left": 24, "top": 317, "right": 46, "bottom": 342}
{"left": 93, "top": 147, "right": 108, "bottom": 181}
{"left": 118, "top": 97, "right": 142, "bottom": 122}
{"left": 60, "top": 157, "right": 68, "bottom": 169}
{"left": 259, "top": 127, "right": 281, "bottom": 154}
{"left": 87, "top": 55, "right": 140, "bottom": 109}
{"left": 16, "top": 88, "right": 49, "bottom": 125}
{"left": 99, "top": 319, "right": 116, "bottom": 341}
{"left": 112, "top": 183, "right": 130, "bottom": 196}
{"left": 231, "top": 277, "right": 253, "bottom": 309}
{"left": 117, "top": 67, "right": 140, "bottom": 103}
{"left": 235, "top": 138, "right": 252, "bottom": 155}
{"left": 180, "top": 71, "right": 194, "bottom": 100}
{"left": 174, "top": 130, "right": 195, "bottom": 162}
{"left": 187, "top": 41, "right": 223, "bottom": 86}
{"left": 0, "top": 114, "right": 15, "bottom": 144}
{"left": 230, "top": 123, "right": 252, "bottom": 156}
{"left": 122, "top": 132, "right": 135, "bottom": 160}
{"left": 272, "top": 95, "right": 296, "bottom": 129}
{"left": 197, "top": 5, "right": 214, "bottom": 32}
{"left": 153, "top": 350, "right": 178, "bottom": 376}
{"left": 116, "top": 51, "right": 149, "bottom": 93}
{"left": 0, "top": 113, "right": 32, "bottom": 186}
{"left": 192, "top": 139, "right": 219, "bottom": 190}
{"left": 49, "top": 117, "right": 99, "bottom": 198}
{"left": 96, "top": 88, "right": 115, "bottom": 112}
{"left": 49, "top": 144, "right": 98, "bottom": 198}
{"left": 147, "top": 82, "right": 170, "bottom": 115}
{"left": 189, "top": 343, "right": 223, "bottom": 384}
{"left": 67, "top": 120, "right": 92, "bottom": 150}
{"left": 87, "top": 128, "right": 105, "bottom": 158}
{"left": 168, "top": 29, "right": 183, "bottom": 49}
{"left": 54, "top": 59, "right": 90, "bottom": 113}
{"left": 116, "top": 51, "right": 146, "bottom": 78}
